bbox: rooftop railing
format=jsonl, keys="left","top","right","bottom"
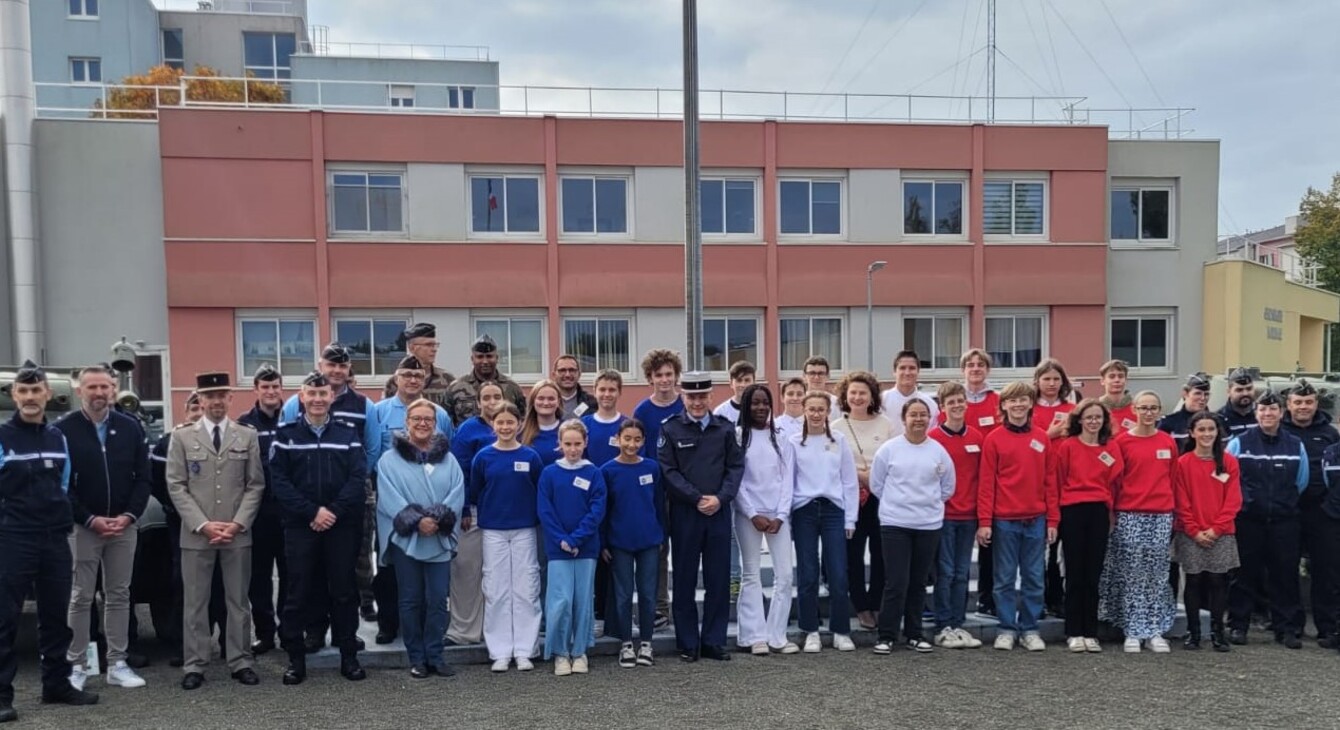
{"left": 1219, "top": 240, "right": 1321, "bottom": 288}
{"left": 153, "top": 0, "right": 305, "bottom": 15}
{"left": 296, "top": 41, "right": 491, "bottom": 62}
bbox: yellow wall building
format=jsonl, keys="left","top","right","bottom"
{"left": 1203, "top": 258, "right": 1340, "bottom": 374}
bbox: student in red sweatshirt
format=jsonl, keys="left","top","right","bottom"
{"left": 1032, "top": 358, "right": 1075, "bottom": 618}
{"left": 976, "top": 381, "right": 1057, "bottom": 652}
{"left": 1100, "top": 391, "right": 1178, "bottom": 653}
{"left": 957, "top": 348, "right": 1000, "bottom": 618}
{"left": 929, "top": 381, "right": 984, "bottom": 650}
{"left": 1098, "top": 360, "right": 1136, "bottom": 432}
{"left": 1053, "top": 399, "right": 1123, "bottom": 653}
{"left": 1172, "top": 411, "right": 1241, "bottom": 653}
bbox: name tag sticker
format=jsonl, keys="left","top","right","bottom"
{"left": 575, "top": 403, "right": 589, "bottom": 416}
{"left": 609, "top": 436, "right": 619, "bottom": 447}
{"left": 44, "top": 459, "right": 53, "bottom": 469}
{"left": 965, "top": 444, "right": 981, "bottom": 453}
{"left": 1098, "top": 452, "right": 1115, "bottom": 467}
{"left": 514, "top": 461, "right": 530, "bottom": 473}
{"left": 1052, "top": 412, "right": 1067, "bottom": 423}
{"left": 573, "top": 477, "right": 591, "bottom": 491}
{"left": 424, "top": 463, "right": 436, "bottom": 476}
{"left": 1029, "top": 439, "right": 1045, "bottom": 453}
{"left": 1122, "top": 419, "right": 1137, "bottom": 430}
{"left": 1156, "top": 449, "right": 1172, "bottom": 460}
{"left": 1213, "top": 472, "right": 1230, "bottom": 484}
{"left": 825, "top": 442, "right": 837, "bottom": 452}
{"left": 979, "top": 416, "right": 995, "bottom": 427}
{"left": 638, "top": 473, "right": 654, "bottom": 486}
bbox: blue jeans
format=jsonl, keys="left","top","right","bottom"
{"left": 387, "top": 544, "right": 451, "bottom": 668}
{"left": 609, "top": 546, "right": 660, "bottom": 643}
{"left": 544, "top": 558, "right": 596, "bottom": 659}
{"left": 934, "top": 519, "right": 977, "bottom": 631}
{"left": 791, "top": 498, "right": 851, "bottom": 634}
{"left": 992, "top": 517, "right": 1046, "bottom": 634}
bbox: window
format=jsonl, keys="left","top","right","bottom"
{"left": 700, "top": 178, "right": 756, "bottom": 235}
{"left": 1110, "top": 315, "right": 1171, "bottom": 370}
{"left": 780, "top": 316, "right": 843, "bottom": 371}
{"left": 562, "top": 317, "right": 630, "bottom": 373}
{"left": 703, "top": 317, "right": 759, "bottom": 373}
{"left": 162, "top": 29, "right": 184, "bottom": 71}
{"left": 779, "top": 179, "right": 842, "bottom": 235}
{"left": 475, "top": 318, "right": 545, "bottom": 377}
{"left": 448, "top": 87, "right": 476, "bottom": 109}
{"left": 983, "top": 180, "right": 1045, "bottom": 236}
{"left": 389, "top": 85, "right": 415, "bottom": 108}
{"left": 334, "top": 319, "right": 408, "bottom": 377}
{"left": 903, "top": 316, "right": 965, "bottom": 370}
{"left": 1110, "top": 188, "right": 1171, "bottom": 243}
{"left": 243, "top": 31, "right": 296, "bottom": 80}
{"left": 238, "top": 319, "right": 315, "bottom": 379}
{"left": 69, "top": 0, "right": 98, "bottom": 17}
{"left": 903, "top": 180, "right": 964, "bottom": 236}
{"left": 69, "top": 57, "right": 101, "bottom": 84}
{"left": 470, "top": 175, "right": 541, "bottom": 234}
{"left": 985, "top": 314, "right": 1045, "bottom": 369}
{"left": 132, "top": 352, "right": 167, "bottom": 440}
{"left": 331, "top": 172, "right": 404, "bottom": 233}
{"left": 561, "top": 177, "right": 628, "bottom": 235}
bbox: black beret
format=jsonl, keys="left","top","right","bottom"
{"left": 1290, "top": 379, "right": 1317, "bottom": 398}
{"left": 302, "top": 371, "right": 330, "bottom": 388}
{"left": 472, "top": 334, "right": 497, "bottom": 354}
{"left": 404, "top": 322, "right": 436, "bottom": 341}
{"left": 14, "top": 359, "right": 46, "bottom": 385}
{"left": 1255, "top": 391, "right": 1282, "bottom": 407}
{"left": 321, "top": 342, "right": 352, "bottom": 364}
{"left": 1184, "top": 372, "right": 1211, "bottom": 392}
{"left": 396, "top": 355, "right": 425, "bottom": 372}
{"left": 252, "top": 363, "right": 281, "bottom": 384}
{"left": 1227, "top": 367, "right": 1254, "bottom": 386}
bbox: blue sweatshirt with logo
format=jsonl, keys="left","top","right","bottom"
{"left": 537, "top": 459, "right": 606, "bottom": 560}
{"left": 599, "top": 457, "right": 666, "bottom": 552}
{"left": 468, "top": 444, "right": 543, "bottom": 530}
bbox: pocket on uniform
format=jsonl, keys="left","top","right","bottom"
{"left": 225, "top": 448, "right": 249, "bottom": 460}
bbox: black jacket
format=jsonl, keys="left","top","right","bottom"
{"left": 1282, "top": 410, "right": 1340, "bottom": 504}
{"left": 0, "top": 413, "right": 73, "bottom": 532}
{"left": 560, "top": 385, "right": 599, "bottom": 421}
{"left": 657, "top": 411, "right": 745, "bottom": 507}
{"left": 237, "top": 403, "right": 281, "bottom": 506}
{"left": 54, "top": 409, "right": 151, "bottom": 527}
{"left": 268, "top": 418, "right": 367, "bottom": 527}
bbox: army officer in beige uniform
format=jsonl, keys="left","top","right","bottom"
{"left": 166, "top": 372, "right": 266, "bottom": 690}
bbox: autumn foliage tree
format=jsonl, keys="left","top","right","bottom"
{"left": 93, "top": 65, "right": 286, "bottom": 119}
{"left": 1293, "top": 173, "right": 1340, "bottom": 369}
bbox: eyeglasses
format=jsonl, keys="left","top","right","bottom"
{"left": 397, "top": 371, "right": 426, "bottom": 381}
{"left": 406, "top": 415, "right": 436, "bottom": 424}
{"left": 1134, "top": 405, "right": 1161, "bottom": 413}
{"left": 414, "top": 341, "right": 440, "bottom": 349}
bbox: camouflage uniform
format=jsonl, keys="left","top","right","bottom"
{"left": 445, "top": 371, "right": 526, "bottom": 426}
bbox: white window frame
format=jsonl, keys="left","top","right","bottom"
{"left": 467, "top": 169, "right": 545, "bottom": 239}
{"left": 327, "top": 168, "right": 408, "bottom": 236}
{"left": 1108, "top": 309, "right": 1175, "bottom": 374}
{"left": 560, "top": 313, "right": 635, "bottom": 377}
{"left": 983, "top": 308, "right": 1049, "bottom": 375}
{"left": 448, "top": 86, "right": 476, "bottom": 110}
{"left": 702, "top": 311, "right": 764, "bottom": 380}
{"left": 235, "top": 312, "right": 319, "bottom": 386}
{"left": 69, "top": 57, "right": 101, "bottom": 84}
{"left": 700, "top": 174, "right": 761, "bottom": 240}
{"left": 332, "top": 315, "right": 411, "bottom": 381}
{"left": 558, "top": 173, "right": 633, "bottom": 238}
{"left": 778, "top": 312, "right": 846, "bottom": 376}
{"left": 900, "top": 309, "right": 969, "bottom": 375}
{"left": 1109, "top": 184, "right": 1176, "bottom": 247}
{"left": 161, "top": 28, "right": 184, "bottom": 70}
{"left": 68, "top": 0, "right": 98, "bottom": 18}
{"left": 389, "top": 84, "right": 415, "bottom": 109}
{"left": 131, "top": 347, "right": 170, "bottom": 437}
{"left": 472, "top": 314, "right": 548, "bottom": 381}
{"left": 242, "top": 31, "right": 295, "bottom": 80}
{"left": 901, "top": 174, "right": 968, "bottom": 240}
{"left": 778, "top": 175, "right": 846, "bottom": 240}
{"left": 983, "top": 174, "right": 1049, "bottom": 241}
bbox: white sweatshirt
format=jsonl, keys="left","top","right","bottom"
{"left": 775, "top": 413, "right": 804, "bottom": 438}
{"left": 880, "top": 386, "right": 940, "bottom": 438}
{"left": 789, "top": 429, "right": 860, "bottom": 530}
{"left": 735, "top": 427, "right": 795, "bottom": 522}
{"left": 869, "top": 435, "right": 956, "bottom": 530}
{"left": 713, "top": 399, "right": 742, "bottom": 424}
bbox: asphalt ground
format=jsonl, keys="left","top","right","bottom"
{"left": 7, "top": 626, "right": 1339, "bottom": 730}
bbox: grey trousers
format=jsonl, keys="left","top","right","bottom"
{"left": 181, "top": 546, "right": 253, "bottom": 674}
{"left": 66, "top": 525, "right": 138, "bottom": 665}
{"left": 446, "top": 527, "right": 484, "bottom": 644}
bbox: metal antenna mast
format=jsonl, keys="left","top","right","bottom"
{"left": 987, "top": 0, "right": 996, "bottom": 122}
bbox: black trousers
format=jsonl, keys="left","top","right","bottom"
{"left": 1059, "top": 502, "right": 1109, "bottom": 638}
{"left": 1229, "top": 513, "right": 1301, "bottom": 635}
{"left": 977, "top": 543, "right": 995, "bottom": 610}
{"left": 0, "top": 529, "right": 74, "bottom": 703}
{"left": 1300, "top": 507, "right": 1340, "bottom": 638}
{"left": 877, "top": 525, "right": 939, "bottom": 643}
{"left": 1184, "top": 571, "right": 1229, "bottom": 635}
{"left": 249, "top": 505, "right": 287, "bottom": 643}
{"left": 282, "top": 521, "right": 362, "bottom": 658}
{"left": 847, "top": 498, "right": 885, "bottom": 614}
{"left": 669, "top": 503, "right": 731, "bottom": 653}
{"left": 1045, "top": 541, "right": 1064, "bottom": 611}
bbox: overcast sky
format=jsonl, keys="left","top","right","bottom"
{"left": 309, "top": 0, "right": 1339, "bottom": 236}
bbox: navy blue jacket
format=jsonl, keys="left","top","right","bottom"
{"left": 1281, "top": 410, "right": 1339, "bottom": 505}
{"left": 1157, "top": 409, "right": 1197, "bottom": 453}
{"left": 238, "top": 403, "right": 281, "bottom": 507}
{"left": 268, "top": 418, "right": 367, "bottom": 527}
{"left": 1318, "top": 443, "right": 1340, "bottom": 521}
{"left": 1218, "top": 404, "right": 1257, "bottom": 439}
{"left": 0, "top": 413, "right": 73, "bottom": 533}
{"left": 54, "top": 409, "right": 151, "bottom": 527}
{"left": 1227, "top": 427, "right": 1309, "bottom": 520}
{"left": 657, "top": 411, "right": 744, "bottom": 508}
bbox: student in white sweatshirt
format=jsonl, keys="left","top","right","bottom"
{"left": 869, "top": 399, "right": 956, "bottom": 655}
{"left": 775, "top": 377, "right": 808, "bottom": 437}
{"left": 734, "top": 384, "right": 797, "bottom": 655}
{"left": 879, "top": 349, "right": 940, "bottom": 438}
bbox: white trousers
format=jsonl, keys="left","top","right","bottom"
{"left": 481, "top": 528, "right": 541, "bottom": 660}
{"left": 734, "top": 513, "right": 794, "bottom": 649}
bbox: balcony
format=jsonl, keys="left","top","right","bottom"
{"left": 1217, "top": 239, "right": 1322, "bottom": 289}
{"left": 153, "top": 0, "right": 305, "bottom": 15}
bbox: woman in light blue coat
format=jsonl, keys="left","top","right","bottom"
{"left": 376, "top": 399, "right": 465, "bottom": 679}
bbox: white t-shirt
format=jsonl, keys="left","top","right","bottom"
{"left": 881, "top": 386, "right": 940, "bottom": 438}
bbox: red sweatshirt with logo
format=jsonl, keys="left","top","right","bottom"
{"left": 1172, "top": 452, "right": 1243, "bottom": 537}
{"left": 1032, "top": 401, "right": 1075, "bottom": 439}
{"left": 1052, "top": 436, "right": 1123, "bottom": 509}
{"left": 978, "top": 422, "right": 1059, "bottom": 528}
{"left": 929, "top": 423, "right": 984, "bottom": 521}
{"left": 1113, "top": 430, "right": 1178, "bottom": 513}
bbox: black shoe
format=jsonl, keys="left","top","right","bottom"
{"left": 1277, "top": 633, "right": 1302, "bottom": 649}
{"left": 179, "top": 673, "right": 205, "bottom": 691}
{"left": 355, "top": 637, "right": 366, "bottom": 651}
{"left": 1228, "top": 629, "right": 1248, "bottom": 645}
{"left": 282, "top": 664, "right": 306, "bottom": 686}
{"left": 231, "top": 668, "right": 260, "bottom": 685}
{"left": 976, "top": 604, "right": 996, "bottom": 618}
{"left": 0, "top": 704, "right": 14, "bottom": 723}
{"left": 430, "top": 663, "right": 456, "bottom": 678}
{"left": 1183, "top": 633, "right": 1201, "bottom": 651}
{"left": 409, "top": 665, "right": 430, "bottom": 679}
{"left": 251, "top": 638, "right": 276, "bottom": 655}
{"left": 1211, "top": 631, "right": 1232, "bottom": 653}
{"left": 699, "top": 645, "right": 731, "bottom": 661}
{"left": 125, "top": 652, "right": 150, "bottom": 669}
{"left": 341, "top": 656, "right": 366, "bottom": 681}
{"left": 1046, "top": 604, "right": 1065, "bottom": 620}
{"left": 375, "top": 630, "right": 396, "bottom": 645}
{"left": 304, "top": 635, "right": 326, "bottom": 654}
{"left": 1319, "top": 634, "right": 1339, "bottom": 650}
{"left": 679, "top": 648, "right": 699, "bottom": 663}
{"left": 41, "top": 686, "right": 98, "bottom": 705}
{"left": 360, "top": 604, "right": 378, "bottom": 622}
{"left": 169, "top": 654, "right": 184, "bottom": 668}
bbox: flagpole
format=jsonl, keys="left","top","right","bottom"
{"left": 683, "top": 0, "right": 704, "bottom": 371}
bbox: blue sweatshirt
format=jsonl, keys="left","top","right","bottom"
{"left": 633, "top": 397, "right": 683, "bottom": 460}
{"left": 527, "top": 422, "right": 562, "bottom": 467}
{"left": 537, "top": 459, "right": 606, "bottom": 560}
{"left": 582, "top": 412, "right": 625, "bottom": 468}
{"left": 600, "top": 457, "right": 666, "bottom": 552}
{"left": 450, "top": 416, "right": 494, "bottom": 475}
{"left": 468, "top": 444, "right": 543, "bottom": 530}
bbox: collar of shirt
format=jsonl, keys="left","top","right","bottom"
{"left": 693, "top": 413, "right": 712, "bottom": 431}
{"left": 1003, "top": 419, "right": 1032, "bottom": 434}
{"left": 965, "top": 385, "right": 992, "bottom": 403}
{"left": 303, "top": 415, "right": 327, "bottom": 437}
{"left": 940, "top": 422, "right": 967, "bottom": 437}
{"left": 200, "top": 417, "right": 227, "bottom": 440}
{"left": 86, "top": 410, "right": 111, "bottom": 444}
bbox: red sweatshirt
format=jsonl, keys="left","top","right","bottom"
{"left": 930, "top": 423, "right": 984, "bottom": 521}
{"left": 1032, "top": 401, "right": 1075, "bottom": 438}
{"left": 978, "top": 423, "right": 1059, "bottom": 528}
{"left": 1173, "top": 452, "right": 1243, "bottom": 537}
{"left": 1113, "top": 430, "right": 1178, "bottom": 513}
{"left": 1109, "top": 404, "right": 1138, "bottom": 433}
{"left": 1052, "top": 436, "right": 1123, "bottom": 509}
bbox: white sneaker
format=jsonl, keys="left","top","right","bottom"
{"left": 491, "top": 658, "right": 510, "bottom": 672}
{"left": 516, "top": 657, "right": 535, "bottom": 672}
{"left": 803, "top": 632, "right": 822, "bottom": 653}
{"left": 69, "top": 665, "right": 88, "bottom": 691}
{"left": 955, "top": 628, "right": 983, "bottom": 649}
{"left": 553, "top": 656, "right": 572, "bottom": 676}
{"left": 778, "top": 642, "right": 800, "bottom": 655}
{"left": 571, "top": 655, "right": 589, "bottom": 674}
{"left": 994, "top": 632, "right": 1015, "bottom": 651}
{"left": 1020, "top": 633, "right": 1046, "bottom": 652}
{"left": 1067, "top": 636, "right": 1086, "bottom": 653}
{"left": 1084, "top": 637, "right": 1102, "bottom": 653}
{"left": 593, "top": 620, "right": 605, "bottom": 639}
{"left": 1123, "top": 637, "right": 1141, "bottom": 653}
{"left": 1148, "top": 636, "right": 1171, "bottom": 654}
{"left": 833, "top": 634, "right": 856, "bottom": 652}
{"left": 106, "top": 661, "right": 146, "bottom": 688}
{"left": 935, "top": 627, "right": 965, "bottom": 649}
{"left": 750, "top": 642, "right": 770, "bottom": 655}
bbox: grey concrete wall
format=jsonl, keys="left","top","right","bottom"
{"left": 406, "top": 163, "right": 466, "bottom": 240}
{"left": 848, "top": 169, "right": 900, "bottom": 243}
{"left": 159, "top": 10, "right": 306, "bottom": 76}
{"left": 34, "top": 119, "right": 167, "bottom": 366}
{"left": 633, "top": 167, "right": 683, "bottom": 243}
{"left": 1107, "top": 139, "right": 1221, "bottom": 400}
{"left": 31, "top": 0, "right": 161, "bottom": 114}
{"left": 289, "top": 56, "right": 500, "bottom": 110}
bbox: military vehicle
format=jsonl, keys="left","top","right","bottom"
{"left": 1206, "top": 367, "right": 1340, "bottom": 419}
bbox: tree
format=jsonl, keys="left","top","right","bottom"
{"left": 92, "top": 65, "right": 286, "bottom": 119}
{"left": 1294, "top": 173, "right": 1340, "bottom": 370}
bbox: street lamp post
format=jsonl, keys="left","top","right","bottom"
{"left": 866, "top": 260, "right": 887, "bottom": 371}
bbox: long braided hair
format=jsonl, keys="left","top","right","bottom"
{"left": 738, "top": 383, "right": 780, "bottom": 455}
{"left": 800, "top": 390, "right": 835, "bottom": 446}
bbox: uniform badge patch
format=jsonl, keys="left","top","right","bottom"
{"left": 190, "top": 461, "right": 201, "bottom": 475}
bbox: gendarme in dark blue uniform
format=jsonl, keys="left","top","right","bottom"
{"left": 1281, "top": 380, "right": 1340, "bottom": 644}
{"left": 237, "top": 364, "right": 286, "bottom": 654}
{"left": 657, "top": 372, "right": 744, "bottom": 661}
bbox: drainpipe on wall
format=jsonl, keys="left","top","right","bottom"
{"left": 0, "top": 0, "right": 44, "bottom": 363}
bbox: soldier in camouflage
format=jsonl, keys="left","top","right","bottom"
{"left": 445, "top": 334, "right": 526, "bottom": 426}
{"left": 383, "top": 323, "right": 454, "bottom": 408}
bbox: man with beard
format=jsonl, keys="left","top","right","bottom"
{"left": 1281, "top": 379, "right": 1340, "bottom": 647}
{"left": 1218, "top": 367, "right": 1259, "bottom": 439}
{"left": 383, "top": 323, "right": 455, "bottom": 409}
{"left": 445, "top": 334, "right": 526, "bottom": 426}
{"left": 237, "top": 364, "right": 286, "bottom": 655}
{"left": 552, "top": 354, "right": 596, "bottom": 420}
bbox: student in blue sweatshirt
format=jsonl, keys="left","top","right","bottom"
{"left": 600, "top": 419, "right": 665, "bottom": 669}
{"left": 468, "top": 403, "right": 544, "bottom": 673}
{"left": 521, "top": 380, "right": 564, "bottom": 467}
{"left": 631, "top": 348, "right": 683, "bottom": 629}
{"left": 538, "top": 420, "right": 607, "bottom": 675}
{"left": 445, "top": 381, "right": 504, "bottom": 648}
{"left": 581, "top": 368, "right": 626, "bottom": 637}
